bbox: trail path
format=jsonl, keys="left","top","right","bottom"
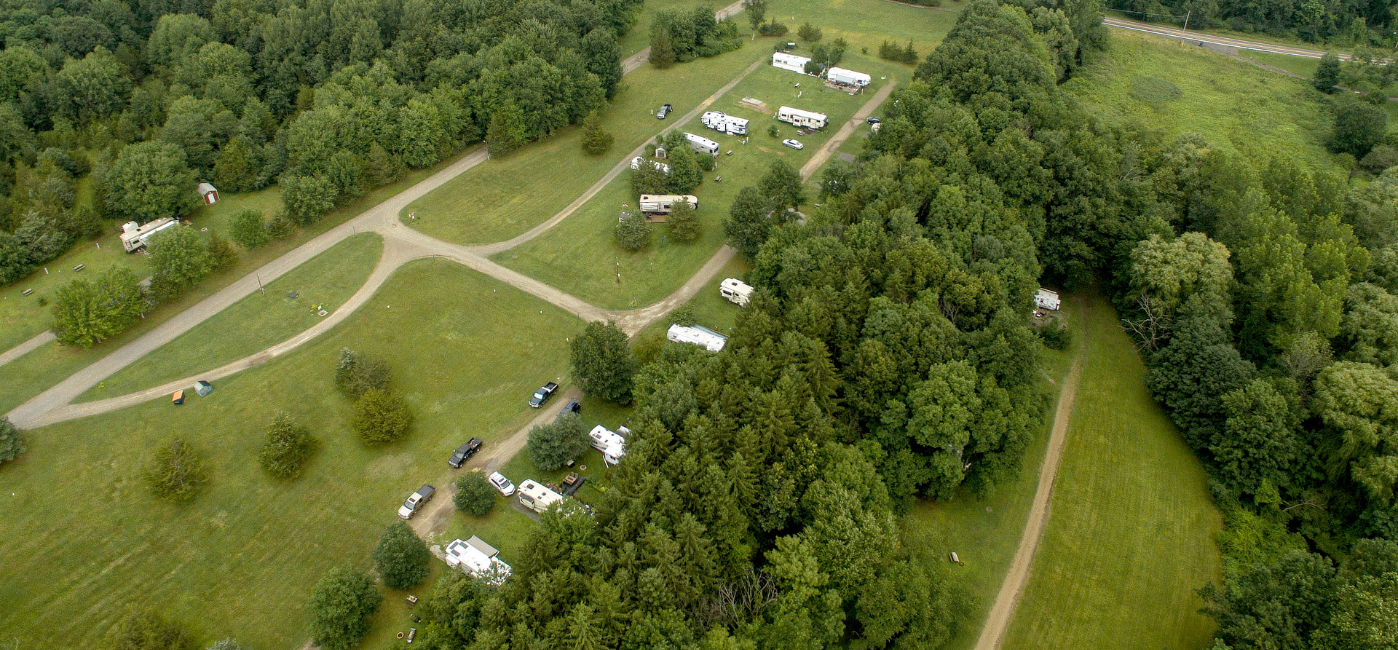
{"left": 972, "top": 298, "right": 1088, "bottom": 650}
{"left": 0, "top": 331, "right": 55, "bottom": 369}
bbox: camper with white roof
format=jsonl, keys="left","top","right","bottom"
{"left": 777, "top": 106, "right": 827, "bottom": 129}
{"left": 588, "top": 425, "right": 627, "bottom": 465}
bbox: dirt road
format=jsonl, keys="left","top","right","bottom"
{"left": 973, "top": 299, "right": 1088, "bottom": 650}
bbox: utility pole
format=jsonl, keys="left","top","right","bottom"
{"left": 1183, "top": 9, "right": 1191, "bottom": 31}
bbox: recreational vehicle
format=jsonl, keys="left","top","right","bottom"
{"left": 588, "top": 425, "right": 627, "bottom": 465}
{"left": 684, "top": 132, "right": 720, "bottom": 156}
{"left": 666, "top": 324, "right": 728, "bottom": 352}
{"left": 1035, "top": 288, "right": 1061, "bottom": 311}
{"left": 631, "top": 156, "right": 670, "bottom": 174}
{"left": 701, "top": 111, "right": 749, "bottom": 136}
{"left": 444, "top": 536, "right": 512, "bottom": 585}
{"left": 119, "top": 218, "right": 179, "bottom": 253}
{"left": 771, "top": 51, "right": 811, "bottom": 73}
{"left": 719, "top": 278, "right": 753, "bottom": 306}
{"left": 517, "top": 480, "right": 564, "bottom": 513}
{"left": 777, "top": 106, "right": 827, "bottom": 129}
{"left": 826, "top": 67, "right": 871, "bottom": 87}
{"left": 638, "top": 194, "right": 698, "bottom": 214}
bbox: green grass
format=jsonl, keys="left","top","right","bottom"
{"left": 493, "top": 56, "right": 903, "bottom": 309}
{"left": 0, "top": 259, "right": 582, "bottom": 649}
{"left": 999, "top": 292, "right": 1222, "bottom": 650}
{"left": 1070, "top": 30, "right": 1341, "bottom": 169}
{"left": 1238, "top": 49, "right": 1322, "bottom": 78}
{"left": 77, "top": 233, "right": 384, "bottom": 401}
{"left": 767, "top": 0, "right": 962, "bottom": 54}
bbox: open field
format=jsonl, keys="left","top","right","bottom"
{"left": 769, "top": 0, "right": 961, "bottom": 52}
{"left": 493, "top": 55, "right": 902, "bottom": 309}
{"left": 0, "top": 260, "right": 581, "bottom": 649}
{"left": 1070, "top": 30, "right": 1340, "bottom": 169}
{"left": 78, "top": 234, "right": 384, "bottom": 401}
{"left": 999, "top": 292, "right": 1222, "bottom": 650}
{"left": 1238, "top": 48, "right": 1322, "bottom": 77}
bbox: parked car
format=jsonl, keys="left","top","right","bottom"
{"left": 657, "top": 103, "right": 672, "bottom": 119}
{"left": 529, "top": 382, "right": 559, "bottom": 408}
{"left": 448, "top": 438, "right": 484, "bottom": 468}
{"left": 558, "top": 398, "right": 581, "bottom": 420}
{"left": 488, "top": 471, "right": 516, "bottom": 496}
{"left": 782, "top": 139, "right": 804, "bottom": 150}
{"left": 398, "top": 484, "right": 435, "bottom": 519}
{"left": 866, "top": 116, "right": 881, "bottom": 124}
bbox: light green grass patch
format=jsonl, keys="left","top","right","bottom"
{"left": 493, "top": 56, "right": 902, "bottom": 309}
{"left": 1070, "top": 30, "right": 1340, "bottom": 168}
{"left": 767, "top": 0, "right": 961, "bottom": 54}
{"left": 0, "top": 259, "right": 581, "bottom": 649}
{"left": 1238, "top": 49, "right": 1322, "bottom": 78}
{"left": 79, "top": 233, "right": 384, "bottom": 401}
{"left": 1000, "top": 292, "right": 1222, "bottom": 650}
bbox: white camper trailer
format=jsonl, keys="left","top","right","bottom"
{"left": 701, "top": 111, "right": 749, "bottom": 136}
{"left": 517, "top": 480, "right": 564, "bottom": 513}
{"left": 588, "top": 425, "right": 627, "bottom": 465}
{"left": 638, "top": 194, "right": 698, "bottom": 215}
{"left": 667, "top": 324, "right": 727, "bottom": 352}
{"left": 684, "top": 132, "right": 720, "bottom": 156}
{"left": 826, "top": 67, "right": 872, "bottom": 87}
{"left": 119, "top": 218, "right": 179, "bottom": 253}
{"left": 772, "top": 51, "right": 811, "bottom": 73}
{"left": 444, "top": 536, "right": 512, "bottom": 585}
{"left": 1035, "top": 288, "right": 1061, "bottom": 311}
{"left": 631, "top": 156, "right": 670, "bottom": 174}
{"left": 720, "top": 278, "right": 753, "bottom": 306}
{"left": 777, "top": 106, "right": 827, "bottom": 129}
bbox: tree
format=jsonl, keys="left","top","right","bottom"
{"left": 1212, "top": 378, "right": 1301, "bottom": 495}
{"left": 258, "top": 412, "right": 317, "bottom": 479}
{"left": 615, "top": 211, "right": 652, "bottom": 251}
{"left": 486, "top": 103, "right": 527, "bottom": 157}
{"left": 759, "top": 161, "right": 804, "bottom": 213}
{"left": 0, "top": 417, "right": 26, "bottom": 466}
{"left": 667, "top": 148, "right": 703, "bottom": 193}
{"left": 1331, "top": 101, "right": 1387, "bottom": 158}
{"left": 56, "top": 47, "right": 131, "bottom": 122}
{"left": 206, "top": 232, "right": 237, "bottom": 272}
{"left": 744, "top": 0, "right": 768, "bottom": 33}
{"left": 725, "top": 186, "right": 773, "bottom": 260}
{"left": 144, "top": 438, "right": 209, "bottom": 502}
{"left": 1314, "top": 52, "right": 1341, "bottom": 93}
{"left": 352, "top": 389, "right": 414, "bottom": 444}
{"left": 454, "top": 471, "right": 497, "bottom": 516}
{"left": 52, "top": 266, "right": 145, "bottom": 347}
{"left": 797, "top": 22, "right": 822, "bottom": 42}
{"left": 581, "top": 110, "right": 614, "bottom": 156}
{"left": 214, "top": 136, "right": 259, "bottom": 192}
{"left": 106, "top": 141, "right": 199, "bottom": 224}
{"left": 147, "top": 226, "right": 214, "bottom": 303}
{"left": 228, "top": 210, "right": 269, "bottom": 249}
{"left": 1337, "top": 283, "right": 1398, "bottom": 366}
{"left": 631, "top": 161, "right": 668, "bottom": 197}
{"left": 333, "top": 348, "right": 392, "bottom": 398}
{"left": 650, "top": 27, "right": 677, "bottom": 69}
{"left": 570, "top": 321, "right": 638, "bottom": 403}
{"left": 373, "top": 522, "right": 431, "bottom": 590}
{"left": 308, "top": 567, "right": 381, "bottom": 650}
{"left": 1200, "top": 551, "right": 1337, "bottom": 650}
{"left": 1145, "top": 316, "right": 1256, "bottom": 451}
{"left": 1313, "top": 362, "right": 1398, "bottom": 503}
{"left": 667, "top": 200, "right": 701, "bottom": 242}
{"left": 105, "top": 608, "right": 189, "bottom": 650}
{"left": 279, "top": 174, "right": 338, "bottom": 225}
{"left": 528, "top": 412, "right": 589, "bottom": 471}
{"left": 206, "top": 639, "right": 242, "bottom": 650}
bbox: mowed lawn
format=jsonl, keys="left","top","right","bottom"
{"left": 1069, "top": 30, "right": 1339, "bottom": 168}
{"left": 401, "top": 45, "right": 768, "bottom": 245}
{"left": 0, "top": 260, "right": 582, "bottom": 649}
{"left": 79, "top": 234, "right": 384, "bottom": 401}
{"left": 1000, "top": 292, "right": 1222, "bottom": 650}
{"left": 493, "top": 56, "right": 902, "bottom": 309}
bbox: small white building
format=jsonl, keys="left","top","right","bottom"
{"left": 720, "top": 278, "right": 753, "bottom": 306}
{"left": 667, "top": 323, "right": 727, "bottom": 352}
{"left": 1035, "top": 288, "right": 1061, "bottom": 311}
{"left": 588, "top": 425, "right": 627, "bottom": 465}
{"left": 826, "top": 67, "right": 871, "bottom": 87}
{"left": 197, "top": 182, "right": 219, "bottom": 205}
{"left": 777, "top": 106, "right": 827, "bottom": 129}
{"left": 772, "top": 51, "right": 811, "bottom": 74}
{"left": 444, "top": 536, "right": 512, "bottom": 585}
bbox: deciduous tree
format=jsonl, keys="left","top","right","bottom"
{"left": 570, "top": 321, "right": 638, "bottom": 403}
{"left": 308, "top": 567, "right": 381, "bottom": 650}
{"left": 51, "top": 266, "right": 145, "bottom": 347}
{"left": 667, "top": 200, "right": 700, "bottom": 242}
{"left": 106, "top": 141, "right": 199, "bottom": 224}
{"left": 454, "top": 471, "right": 497, "bottom": 516}
{"left": 352, "top": 389, "right": 414, "bottom": 445}
{"left": 373, "top": 522, "right": 431, "bottom": 589}
{"left": 528, "top": 412, "right": 589, "bottom": 471}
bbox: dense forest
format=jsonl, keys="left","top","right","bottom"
{"left": 1108, "top": 0, "right": 1396, "bottom": 43}
{"left": 0, "top": 0, "right": 641, "bottom": 286}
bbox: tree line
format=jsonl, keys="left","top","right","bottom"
{"left": 1108, "top": 0, "right": 1393, "bottom": 44}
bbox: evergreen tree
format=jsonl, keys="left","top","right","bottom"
{"left": 570, "top": 321, "right": 638, "bottom": 403}
{"left": 667, "top": 200, "right": 701, "bottom": 242}
{"left": 373, "top": 522, "right": 431, "bottom": 590}
{"left": 1313, "top": 52, "right": 1341, "bottom": 93}
{"left": 143, "top": 438, "right": 209, "bottom": 502}
{"left": 0, "top": 416, "right": 26, "bottom": 466}
{"left": 650, "top": 28, "right": 677, "bottom": 69}
{"left": 487, "top": 104, "right": 528, "bottom": 156}
{"left": 581, "top": 110, "right": 614, "bottom": 156}
{"left": 258, "top": 412, "right": 317, "bottom": 479}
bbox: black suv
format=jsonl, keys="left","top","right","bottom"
{"left": 657, "top": 103, "right": 672, "bottom": 119}
{"left": 448, "top": 437, "right": 484, "bottom": 468}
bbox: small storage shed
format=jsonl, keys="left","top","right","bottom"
{"left": 194, "top": 380, "right": 213, "bottom": 397}
{"left": 197, "top": 182, "right": 220, "bottom": 205}
{"left": 172, "top": 390, "right": 185, "bottom": 405}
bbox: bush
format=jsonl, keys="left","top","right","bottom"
{"left": 615, "top": 211, "right": 652, "bottom": 251}
{"left": 1040, "top": 320, "right": 1070, "bottom": 351}
{"left": 228, "top": 210, "right": 270, "bottom": 249}
{"left": 0, "top": 417, "right": 26, "bottom": 466}
{"left": 879, "top": 39, "right": 918, "bottom": 64}
{"left": 308, "top": 567, "right": 381, "bottom": 650}
{"left": 1360, "top": 144, "right": 1398, "bottom": 174}
{"left": 258, "top": 412, "right": 318, "bottom": 479}
{"left": 266, "top": 212, "right": 295, "bottom": 240}
{"left": 527, "top": 412, "right": 589, "bottom": 471}
{"left": 352, "top": 389, "right": 414, "bottom": 444}
{"left": 1331, "top": 100, "right": 1388, "bottom": 158}
{"left": 759, "top": 20, "right": 788, "bottom": 36}
{"left": 767, "top": 124, "right": 780, "bottom": 138}
{"left": 334, "top": 348, "right": 392, "bottom": 398}
{"left": 667, "top": 201, "right": 701, "bottom": 242}
{"left": 206, "top": 232, "right": 237, "bottom": 271}
{"left": 373, "top": 521, "right": 431, "bottom": 590}
{"left": 144, "top": 438, "right": 209, "bottom": 502}
{"left": 797, "top": 22, "right": 821, "bottom": 42}
{"left": 668, "top": 303, "right": 696, "bottom": 326}
{"left": 454, "top": 471, "right": 497, "bottom": 516}
{"left": 105, "top": 608, "right": 189, "bottom": 650}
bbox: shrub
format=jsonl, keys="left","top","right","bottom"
{"left": 228, "top": 210, "right": 270, "bottom": 249}
{"left": 615, "top": 211, "right": 652, "bottom": 251}
{"left": 266, "top": 212, "right": 295, "bottom": 240}
{"left": 207, "top": 639, "right": 243, "bottom": 650}
{"left": 767, "top": 124, "right": 780, "bottom": 138}
{"left": 454, "top": 471, "right": 497, "bottom": 516}
{"left": 0, "top": 417, "right": 26, "bottom": 466}
{"left": 334, "top": 348, "right": 392, "bottom": 398}
{"left": 352, "top": 389, "right": 414, "bottom": 444}
{"left": 144, "top": 438, "right": 209, "bottom": 502}
{"left": 580, "top": 110, "right": 614, "bottom": 156}
{"left": 797, "top": 22, "right": 821, "bottom": 42}
{"left": 308, "top": 567, "right": 381, "bottom": 650}
{"left": 668, "top": 303, "right": 696, "bottom": 326}
{"left": 206, "top": 231, "right": 237, "bottom": 272}
{"left": 1360, "top": 144, "right": 1398, "bottom": 174}
{"left": 258, "top": 412, "right": 318, "bottom": 479}
{"left": 527, "top": 412, "right": 589, "bottom": 471}
{"left": 667, "top": 201, "right": 701, "bottom": 242}
{"left": 759, "top": 20, "right": 788, "bottom": 36}
{"left": 373, "top": 521, "right": 431, "bottom": 590}
{"left": 105, "top": 608, "right": 189, "bottom": 650}
{"left": 1040, "top": 320, "right": 1070, "bottom": 351}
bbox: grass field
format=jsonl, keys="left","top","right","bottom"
{"left": 77, "top": 234, "right": 384, "bottom": 401}
{"left": 0, "top": 260, "right": 582, "bottom": 649}
{"left": 999, "top": 292, "right": 1222, "bottom": 650}
{"left": 1238, "top": 49, "right": 1322, "bottom": 78}
{"left": 493, "top": 55, "right": 901, "bottom": 309}
{"left": 1071, "top": 30, "right": 1340, "bottom": 169}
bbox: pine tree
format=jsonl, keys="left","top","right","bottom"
{"left": 1313, "top": 52, "right": 1341, "bottom": 93}
{"left": 649, "top": 28, "right": 676, "bottom": 69}
{"left": 581, "top": 110, "right": 614, "bottom": 156}
{"left": 487, "top": 104, "right": 527, "bottom": 157}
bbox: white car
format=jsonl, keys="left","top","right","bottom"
{"left": 782, "top": 138, "right": 804, "bottom": 150}
{"left": 488, "top": 472, "right": 515, "bottom": 496}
